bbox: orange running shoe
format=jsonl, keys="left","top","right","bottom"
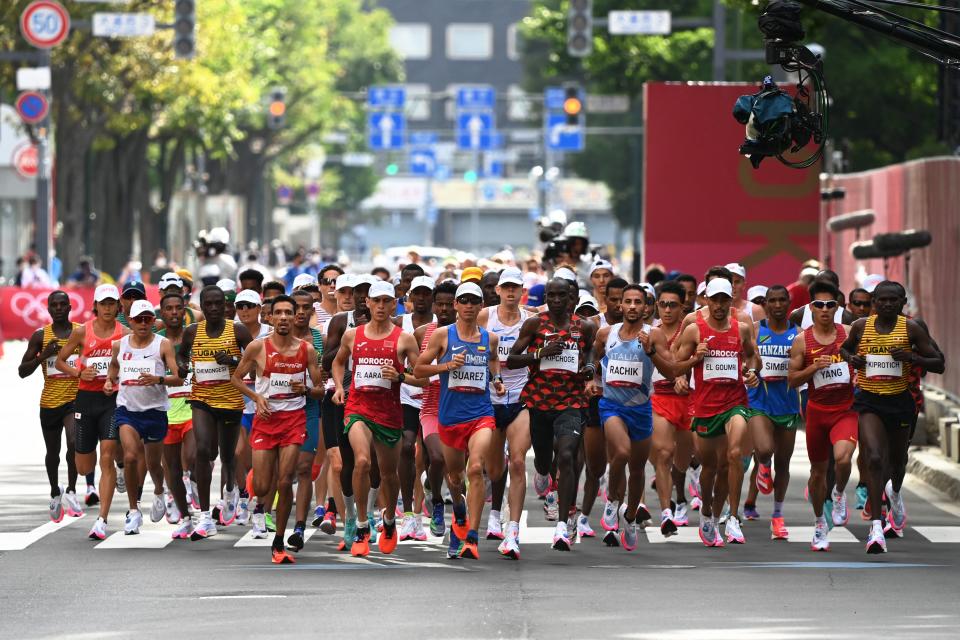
{"left": 458, "top": 539, "right": 479, "bottom": 559}
{"left": 379, "top": 520, "right": 398, "bottom": 554}
{"left": 452, "top": 517, "right": 470, "bottom": 542}
{"left": 271, "top": 548, "right": 296, "bottom": 564}
{"left": 770, "top": 516, "right": 789, "bottom": 540}
{"left": 351, "top": 527, "right": 371, "bottom": 557}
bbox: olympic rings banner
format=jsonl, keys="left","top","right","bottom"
{"left": 0, "top": 286, "right": 160, "bottom": 340}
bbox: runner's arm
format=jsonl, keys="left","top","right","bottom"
{"left": 648, "top": 327, "right": 675, "bottom": 379}
{"left": 505, "top": 316, "right": 544, "bottom": 370}
{"left": 176, "top": 324, "right": 197, "bottom": 378}
{"left": 903, "top": 320, "right": 945, "bottom": 374}
{"left": 234, "top": 321, "right": 253, "bottom": 352}
{"left": 54, "top": 325, "right": 85, "bottom": 378}
{"left": 672, "top": 323, "right": 703, "bottom": 376}
{"left": 787, "top": 332, "right": 819, "bottom": 388}
{"left": 331, "top": 328, "right": 354, "bottom": 396}
{"left": 305, "top": 343, "right": 325, "bottom": 399}
{"left": 321, "top": 314, "right": 346, "bottom": 373}
{"left": 839, "top": 319, "right": 866, "bottom": 368}
{"left": 231, "top": 340, "right": 263, "bottom": 402}
{"left": 397, "top": 333, "right": 428, "bottom": 388}
{"left": 592, "top": 325, "right": 610, "bottom": 370}
{"left": 579, "top": 319, "right": 598, "bottom": 379}
{"left": 158, "top": 339, "right": 183, "bottom": 387}
{"left": 413, "top": 327, "right": 450, "bottom": 379}
{"left": 18, "top": 328, "right": 49, "bottom": 378}
{"left": 740, "top": 322, "right": 761, "bottom": 372}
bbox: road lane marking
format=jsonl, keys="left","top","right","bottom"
{"left": 914, "top": 526, "right": 960, "bottom": 543}
{"left": 0, "top": 515, "right": 84, "bottom": 550}
{"left": 96, "top": 519, "right": 174, "bottom": 549}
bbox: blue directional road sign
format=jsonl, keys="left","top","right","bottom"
{"left": 409, "top": 131, "right": 438, "bottom": 146}
{"left": 456, "top": 86, "right": 496, "bottom": 111}
{"left": 409, "top": 148, "right": 437, "bottom": 177}
{"left": 368, "top": 112, "right": 405, "bottom": 150}
{"left": 367, "top": 86, "right": 406, "bottom": 108}
{"left": 544, "top": 87, "right": 566, "bottom": 111}
{"left": 546, "top": 113, "right": 585, "bottom": 152}
{"left": 456, "top": 112, "right": 495, "bottom": 151}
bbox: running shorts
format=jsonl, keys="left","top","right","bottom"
{"left": 251, "top": 409, "right": 307, "bottom": 451}
{"left": 852, "top": 390, "right": 917, "bottom": 434}
{"left": 241, "top": 412, "right": 254, "bottom": 433}
{"left": 301, "top": 398, "right": 320, "bottom": 454}
{"left": 746, "top": 408, "right": 802, "bottom": 430}
{"left": 163, "top": 420, "right": 193, "bottom": 445}
{"left": 402, "top": 404, "right": 421, "bottom": 435}
{"left": 651, "top": 394, "right": 691, "bottom": 431}
{"left": 322, "top": 391, "right": 344, "bottom": 451}
{"left": 74, "top": 390, "right": 118, "bottom": 454}
{"left": 115, "top": 406, "right": 168, "bottom": 443}
{"left": 439, "top": 416, "right": 495, "bottom": 451}
{"left": 40, "top": 401, "right": 74, "bottom": 431}
{"left": 344, "top": 413, "right": 401, "bottom": 448}
{"left": 585, "top": 395, "right": 601, "bottom": 428}
{"left": 421, "top": 414, "right": 439, "bottom": 439}
{"left": 493, "top": 403, "right": 526, "bottom": 430}
{"left": 805, "top": 399, "right": 858, "bottom": 464}
{"left": 190, "top": 400, "right": 242, "bottom": 427}
{"left": 691, "top": 405, "right": 749, "bottom": 439}
{"left": 598, "top": 398, "right": 653, "bottom": 442}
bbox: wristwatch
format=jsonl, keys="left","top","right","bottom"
{"left": 645, "top": 343, "right": 656, "bottom": 357}
{"left": 397, "top": 372, "right": 406, "bottom": 384}
{"left": 494, "top": 375, "right": 504, "bottom": 383}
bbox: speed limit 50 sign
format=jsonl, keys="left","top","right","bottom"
{"left": 20, "top": 1, "right": 71, "bottom": 50}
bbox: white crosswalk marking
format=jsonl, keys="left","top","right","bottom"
{"left": 518, "top": 510, "right": 560, "bottom": 544}
{"left": 914, "top": 526, "right": 960, "bottom": 543}
{"left": 96, "top": 519, "right": 176, "bottom": 549}
{"left": 0, "top": 515, "right": 84, "bottom": 551}
{"left": 641, "top": 526, "right": 860, "bottom": 544}
{"left": 234, "top": 526, "right": 317, "bottom": 547}
{"left": 788, "top": 526, "right": 859, "bottom": 543}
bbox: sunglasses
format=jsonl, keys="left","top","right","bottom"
{"left": 235, "top": 303, "right": 258, "bottom": 310}
{"left": 319, "top": 278, "right": 337, "bottom": 286}
{"left": 851, "top": 300, "right": 871, "bottom": 307}
{"left": 812, "top": 300, "right": 838, "bottom": 310}
{"left": 122, "top": 293, "right": 146, "bottom": 300}
{"left": 657, "top": 300, "right": 681, "bottom": 309}
{"left": 457, "top": 296, "right": 482, "bottom": 305}
{"left": 131, "top": 315, "right": 154, "bottom": 324}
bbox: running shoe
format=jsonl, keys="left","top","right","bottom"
{"left": 756, "top": 463, "right": 774, "bottom": 495}
{"left": 543, "top": 491, "right": 559, "bottom": 521}
{"left": 601, "top": 500, "right": 619, "bottom": 532}
{"left": 84, "top": 485, "right": 99, "bottom": 506}
{"left": 855, "top": 484, "right": 868, "bottom": 510}
{"left": 457, "top": 535, "right": 479, "bottom": 559}
{"left": 484, "top": 476, "right": 493, "bottom": 504}
{"left": 124, "top": 509, "right": 143, "bottom": 535}
{"left": 636, "top": 503, "right": 652, "bottom": 529}
{"left": 832, "top": 488, "right": 849, "bottom": 527}
{"left": 165, "top": 493, "right": 181, "bottom": 524}
{"left": 412, "top": 516, "right": 428, "bottom": 541}
{"left": 379, "top": 519, "right": 398, "bottom": 554}
{"left": 320, "top": 511, "right": 337, "bottom": 535}
{"left": 690, "top": 496, "right": 702, "bottom": 511}
{"left": 725, "top": 516, "right": 745, "bottom": 544}
{"left": 49, "top": 487, "right": 64, "bottom": 523}
{"left": 272, "top": 548, "right": 296, "bottom": 564}
{"left": 447, "top": 524, "right": 462, "bottom": 559}
{"left": 674, "top": 502, "right": 689, "bottom": 526}
{"left": 88, "top": 516, "right": 107, "bottom": 541}
{"left": 340, "top": 516, "right": 357, "bottom": 552}
{"left": 191, "top": 512, "right": 218, "bottom": 540}
{"left": 719, "top": 503, "right": 731, "bottom": 525}
{"left": 577, "top": 514, "right": 596, "bottom": 538}
{"left": 823, "top": 499, "right": 835, "bottom": 530}
{"left": 150, "top": 493, "right": 165, "bottom": 523}
{"left": 660, "top": 509, "right": 678, "bottom": 538}
{"left": 552, "top": 522, "right": 572, "bottom": 551}
{"left": 287, "top": 527, "right": 305, "bottom": 552}
{"left": 265, "top": 512, "right": 276, "bottom": 532}
{"left": 861, "top": 500, "right": 873, "bottom": 521}
{"left": 251, "top": 511, "right": 268, "bottom": 539}
{"left": 620, "top": 520, "right": 638, "bottom": 551}
{"left": 116, "top": 470, "right": 126, "bottom": 494}
{"left": 183, "top": 475, "right": 199, "bottom": 511}
{"left": 533, "top": 472, "right": 551, "bottom": 499}
{"left": 396, "top": 495, "right": 404, "bottom": 518}
{"left": 866, "top": 520, "right": 887, "bottom": 554}
{"left": 368, "top": 512, "right": 380, "bottom": 544}
{"left": 698, "top": 517, "right": 718, "bottom": 547}
{"left": 883, "top": 519, "right": 904, "bottom": 539}
{"left": 498, "top": 533, "right": 520, "bottom": 560}
{"left": 743, "top": 503, "right": 759, "bottom": 521}
{"left": 811, "top": 519, "right": 830, "bottom": 551}
{"left": 236, "top": 496, "right": 250, "bottom": 525}
{"left": 602, "top": 529, "right": 619, "bottom": 547}
{"left": 688, "top": 466, "right": 701, "bottom": 499}
{"left": 486, "top": 511, "right": 504, "bottom": 540}
{"left": 312, "top": 505, "right": 326, "bottom": 527}
{"left": 442, "top": 484, "right": 453, "bottom": 504}
{"left": 63, "top": 490, "right": 83, "bottom": 518}
{"left": 885, "top": 480, "right": 907, "bottom": 532}
{"left": 422, "top": 498, "right": 431, "bottom": 519}
{"left": 351, "top": 526, "right": 371, "bottom": 557}
{"left": 399, "top": 514, "right": 417, "bottom": 541}
{"left": 212, "top": 502, "right": 222, "bottom": 525}
{"left": 220, "top": 486, "right": 239, "bottom": 526}
{"left": 770, "top": 516, "right": 789, "bottom": 541}
{"left": 598, "top": 471, "right": 609, "bottom": 502}
{"left": 171, "top": 518, "right": 194, "bottom": 540}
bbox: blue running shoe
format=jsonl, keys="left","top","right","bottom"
{"left": 743, "top": 504, "right": 760, "bottom": 521}
{"left": 447, "top": 523, "right": 462, "bottom": 559}
{"left": 339, "top": 516, "right": 357, "bottom": 552}
{"left": 823, "top": 499, "right": 835, "bottom": 531}
{"left": 431, "top": 501, "right": 446, "bottom": 537}
{"left": 855, "top": 485, "right": 868, "bottom": 510}
{"left": 311, "top": 505, "right": 326, "bottom": 528}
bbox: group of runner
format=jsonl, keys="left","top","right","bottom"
{"left": 21, "top": 257, "right": 944, "bottom": 562}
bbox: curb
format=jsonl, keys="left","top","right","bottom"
{"left": 907, "top": 447, "right": 960, "bottom": 503}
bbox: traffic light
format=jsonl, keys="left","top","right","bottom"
{"left": 267, "top": 87, "right": 287, "bottom": 130}
{"left": 173, "top": 0, "right": 196, "bottom": 60}
{"left": 563, "top": 84, "right": 584, "bottom": 126}
{"left": 567, "top": 0, "right": 593, "bottom": 58}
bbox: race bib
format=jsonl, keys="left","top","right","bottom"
{"left": 813, "top": 362, "right": 851, "bottom": 389}
{"left": 168, "top": 372, "right": 192, "bottom": 398}
{"left": 84, "top": 357, "right": 111, "bottom": 380}
{"left": 605, "top": 359, "right": 644, "bottom": 387}
{"left": 760, "top": 356, "right": 789, "bottom": 381}
{"left": 354, "top": 363, "right": 391, "bottom": 390}
{"left": 497, "top": 342, "right": 512, "bottom": 363}
{"left": 194, "top": 361, "right": 230, "bottom": 384}
{"left": 268, "top": 372, "right": 303, "bottom": 399}
{"left": 449, "top": 365, "right": 488, "bottom": 393}
{"left": 119, "top": 360, "right": 155, "bottom": 385}
{"left": 702, "top": 356, "right": 738, "bottom": 381}
{"left": 540, "top": 348, "right": 579, "bottom": 373}
{"left": 865, "top": 354, "right": 902, "bottom": 380}
{"left": 46, "top": 354, "right": 77, "bottom": 378}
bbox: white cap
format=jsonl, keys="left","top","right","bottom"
{"left": 747, "top": 285, "right": 768, "bottom": 301}
{"left": 368, "top": 281, "right": 396, "bottom": 299}
{"left": 354, "top": 274, "right": 379, "bottom": 288}
{"left": 94, "top": 284, "right": 120, "bottom": 302}
{"left": 862, "top": 273, "right": 884, "bottom": 293}
{"left": 235, "top": 289, "right": 262, "bottom": 306}
{"left": 589, "top": 259, "right": 614, "bottom": 276}
{"left": 696, "top": 281, "right": 706, "bottom": 296}
{"left": 292, "top": 273, "right": 316, "bottom": 289}
{"left": 199, "top": 263, "right": 221, "bottom": 279}
{"left": 129, "top": 299, "right": 156, "bottom": 318}
{"left": 158, "top": 272, "right": 183, "bottom": 290}
{"left": 498, "top": 267, "right": 524, "bottom": 287}
{"left": 640, "top": 283, "right": 655, "bottom": 297}
{"left": 725, "top": 263, "right": 746, "bottom": 279}
{"left": 216, "top": 278, "right": 237, "bottom": 293}
{"left": 207, "top": 226, "right": 230, "bottom": 245}
{"left": 554, "top": 267, "right": 577, "bottom": 282}
{"left": 335, "top": 274, "right": 356, "bottom": 290}
{"left": 800, "top": 266, "right": 819, "bottom": 278}
{"left": 705, "top": 279, "right": 733, "bottom": 298}
{"left": 455, "top": 282, "right": 483, "bottom": 300}
{"left": 577, "top": 294, "right": 599, "bottom": 312}
{"left": 409, "top": 275, "right": 435, "bottom": 292}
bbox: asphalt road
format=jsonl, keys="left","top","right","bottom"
{"left": 1, "top": 343, "right": 959, "bottom": 639}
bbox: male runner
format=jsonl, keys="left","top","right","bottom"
{"left": 316, "top": 264, "right": 344, "bottom": 331}
{"left": 232, "top": 294, "right": 324, "bottom": 563}
{"left": 788, "top": 280, "right": 857, "bottom": 551}
{"left": 746, "top": 285, "right": 802, "bottom": 540}
{"left": 238, "top": 268, "right": 265, "bottom": 294}
{"left": 177, "top": 285, "right": 253, "bottom": 539}
{"left": 675, "top": 274, "right": 698, "bottom": 315}
{"left": 55, "top": 284, "right": 128, "bottom": 540}
{"left": 117, "top": 281, "right": 147, "bottom": 329}
{"left": 508, "top": 278, "right": 597, "bottom": 551}
{"left": 847, "top": 287, "right": 872, "bottom": 319}
{"left": 594, "top": 284, "right": 673, "bottom": 550}
{"left": 331, "top": 281, "right": 424, "bottom": 557}
{"left": 104, "top": 300, "right": 182, "bottom": 534}
{"left": 840, "top": 280, "right": 944, "bottom": 553}
{"left": 393, "top": 275, "right": 435, "bottom": 541}
{"left": 789, "top": 270, "right": 855, "bottom": 328}
{"left": 724, "top": 263, "right": 766, "bottom": 322}
{"left": 674, "top": 278, "right": 760, "bottom": 547}
{"left": 415, "top": 281, "right": 506, "bottom": 559}
{"left": 479, "top": 270, "right": 501, "bottom": 309}
{"left": 19, "top": 291, "right": 84, "bottom": 521}
{"left": 588, "top": 260, "right": 614, "bottom": 310}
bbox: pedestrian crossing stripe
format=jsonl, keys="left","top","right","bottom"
{"left": 913, "top": 526, "right": 960, "bottom": 543}
{"left": 0, "top": 514, "right": 84, "bottom": 551}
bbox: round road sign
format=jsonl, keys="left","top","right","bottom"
{"left": 13, "top": 144, "right": 39, "bottom": 180}
{"left": 15, "top": 92, "right": 49, "bottom": 124}
{"left": 20, "top": 1, "right": 71, "bottom": 50}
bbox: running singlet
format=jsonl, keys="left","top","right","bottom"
{"left": 243, "top": 324, "right": 274, "bottom": 415}
{"left": 804, "top": 324, "right": 854, "bottom": 406}
{"left": 345, "top": 324, "right": 403, "bottom": 428}
{"left": 254, "top": 338, "right": 308, "bottom": 412}
{"left": 691, "top": 314, "right": 746, "bottom": 418}
{"left": 800, "top": 304, "right": 845, "bottom": 330}
{"left": 78, "top": 320, "right": 124, "bottom": 392}
{"left": 747, "top": 320, "right": 800, "bottom": 415}
{"left": 40, "top": 323, "right": 81, "bottom": 408}
{"left": 856, "top": 315, "right": 912, "bottom": 395}
{"left": 438, "top": 324, "right": 493, "bottom": 425}
{"left": 157, "top": 328, "right": 192, "bottom": 424}
{"left": 190, "top": 320, "right": 244, "bottom": 410}
{"left": 652, "top": 324, "right": 683, "bottom": 395}
{"left": 520, "top": 313, "right": 589, "bottom": 411}
{"left": 419, "top": 323, "right": 441, "bottom": 418}
{"left": 600, "top": 323, "right": 653, "bottom": 407}
{"left": 400, "top": 313, "right": 435, "bottom": 409}
{"left": 486, "top": 306, "right": 529, "bottom": 405}
{"left": 117, "top": 334, "right": 169, "bottom": 412}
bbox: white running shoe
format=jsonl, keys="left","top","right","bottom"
{"left": 719, "top": 503, "right": 731, "bottom": 525}
{"left": 689, "top": 466, "right": 701, "bottom": 498}
{"left": 601, "top": 500, "right": 619, "bottom": 532}
{"left": 552, "top": 522, "right": 571, "bottom": 551}
{"left": 63, "top": 490, "right": 83, "bottom": 518}
{"left": 674, "top": 502, "right": 689, "bottom": 526}
{"left": 598, "top": 471, "right": 609, "bottom": 502}
{"left": 165, "top": 493, "right": 181, "bottom": 524}
{"left": 115, "top": 469, "right": 126, "bottom": 494}
{"left": 124, "top": 509, "right": 143, "bottom": 535}
{"left": 150, "top": 493, "right": 165, "bottom": 523}
{"left": 543, "top": 491, "right": 559, "bottom": 521}
{"left": 171, "top": 518, "right": 194, "bottom": 540}
{"left": 620, "top": 519, "right": 638, "bottom": 551}
{"left": 486, "top": 510, "right": 504, "bottom": 540}
{"left": 690, "top": 496, "right": 702, "bottom": 511}
{"left": 191, "top": 512, "right": 218, "bottom": 540}
{"left": 499, "top": 525, "right": 521, "bottom": 560}
{"left": 221, "top": 486, "right": 239, "bottom": 526}
{"left": 885, "top": 480, "right": 907, "bottom": 531}
{"left": 236, "top": 496, "right": 250, "bottom": 525}
{"left": 866, "top": 519, "right": 887, "bottom": 554}
{"left": 251, "top": 511, "right": 268, "bottom": 539}
{"left": 725, "top": 515, "right": 745, "bottom": 544}
{"left": 533, "top": 472, "right": 551, "bottom": 498}
{"left": 831, "top": 487, "right": 849, "bottom": 526}
{"left": 49, "top": 486, "right": 64, "bottom": 523}
{"left": 577, "top": 514, "right": 596, "bottom": 538}
{"left": 88, "top": 516, "right": 107, "bottom": 540}
{"left": 183, "top": 475, "right": 199, "bottom": 511}
{"left": 399, "top": 514, "right": 417, "bottom": 541}
{"left": 811, "top": 518, "right": 830, "bottom": 551}
{"left": 412, "top": 515, "right": 428, "bottom": 541}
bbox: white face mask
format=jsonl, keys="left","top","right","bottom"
{"left": 155, "top": 257, "right": 168, "bottom": 268}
